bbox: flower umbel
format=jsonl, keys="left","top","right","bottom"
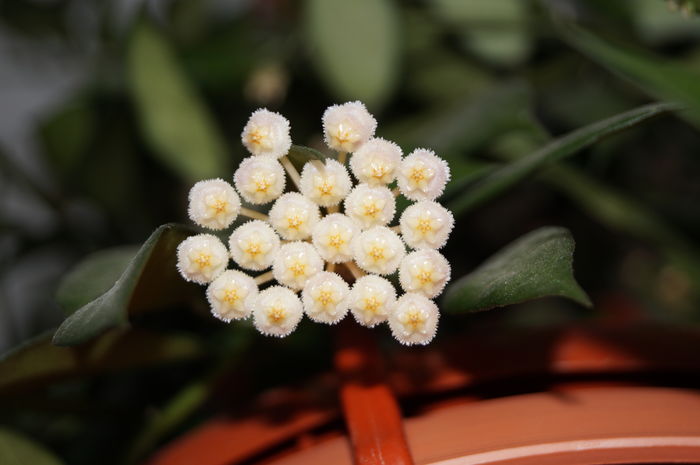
{"left": 176, "top": 102, "right": 454, "bottom": 344}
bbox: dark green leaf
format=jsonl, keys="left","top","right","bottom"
{"left": 559, "top": 24, "right": 700, "bottom": 126}
{"left": 449, "top": 101, "right": 679, "bottom": 215}
{"left": 0, "top": 330, "right": 202, "bottom": 394}
{"left": 56, "top": 246, "right": 138, "bottom": 315}
{"left": 443, "top": 227, "right": 591, "bottom": 313}
{"left": 53, "top": 224, "right": 198, "bottom": 346}
{"left": 0, "top": 428, "right": 64, "bottom": 465}
{"left": 305, "top": 0, "right": 400, "bottom": 108}
{"left": 128, "top": 21, "right": 227, "bottom": 182}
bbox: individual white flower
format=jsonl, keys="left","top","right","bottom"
{"left": 176, "top": 234, "right": 229, "bottom": 284}
{"left": 301, "top": 272, "right": 350, "bottom": 324}
{"left": 206, "top": 270, "right": 258, "bottom": 321}
{"left": 272, "top": 241, "right": 324, "bottom": 290}
{"left": 349, "top": 138, "right": 402, "bottom": 185}
{"left": 397, "top": 149, "right": 450, "bottom": 201}
{"left": 322, "top": 101, "right": 377, "bottom": 152}
{"left": 388, "top": 293, "right": 439, "bottom": 346}
{"left": 398, "top": 249, "right": 451, "bottom": 298}
{"left": 400, "top": 201, "right": 454, "bottom": 250}
{"left": 299, "top": 159, "right": 352, "bottom": 207}
{"left": 348, "top": 275, "right": 396, "bottom": 327}
{"left": 253, "top": 286, "right": 304, "bottom": 337}
{"left": 268, "top": 192, "right": 321, "bottom": 240}
{"left": 187, "top": 179, "right": 241, "bottom": 230}
{"left": 311, "top": 213, "right": 359, "bottom": 263}
{"left": 233, "top": 156, "right": 286, "bottom": 204}
{"left": 344, "top": 184, "right": 395, "bottom": 229}
{"left": 352, "top": 226, "right": 405, "bottom": 275}
{"left": 228, "top": 220, "right": 281, "bottom": 271}
{"left": 241, "top": 108, "right": 292, "bottom": 159}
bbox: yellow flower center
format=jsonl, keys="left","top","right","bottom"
{"left": 286, "top": 215, "right": 302, "bottom": 230}
{"left": 370, "top": 163, "right": 388, "bottom": 180}
{"left": 248, "top": 128, "right": 271, "bottom": 149}
{"left": 290, "top": 261, "right": 307, "bottom": 276}
{"left": 317, "top": 180, "right": 334, "bottom": 196}
{"left": 409, "top": 167, "right": 427, "bottom": 184}
{"left": 369, "top": 246, "right": 385, "bottom": 261}
{"left": 317, "top": 290, "right": 334, "bottom": 306}
{"left": 244, "top": 241, "right": 262, "bottom": 257}
{"left": 328, "top": 233, "right": 344, "bottom": 249}
{"left": 194, "top": 253, "right": 212, "bottom": 268}
{"left": 212, "top": 199, "right": 228, "bottom": 214}
{"left": 362, "top": 202, "right": 380, "bottom": 218}
{"left": 405, "top": 310, "right": 425, "bottom": 331}
{"left": 363, "top": 296, "right": 380, "bottom": 313}
{"left": 254, "top": 177, "right": 272, "bottom": 193}
{"left": 268, "top": 306, "right": 286, "bottom": 323}
{"left": 417, "top": 218, "right": 434, "bottom": 234}
{"left": 417, "top": 268, "right": 433, "bottom": 285}
{"left": 223, "top": 288, "right": 240, "bottom": 305}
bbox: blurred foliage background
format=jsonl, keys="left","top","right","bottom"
{"left": 1, "top": 0, "right": 700, "bottom": 463}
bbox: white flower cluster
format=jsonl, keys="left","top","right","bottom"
{"left": 176, "top": 103, "right": 454, "bottom": 345}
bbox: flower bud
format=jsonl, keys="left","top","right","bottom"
{"left": 253, "top": 286, "right": 304, "bottom": 337}
{"left": 176, "top": 234, "right": 229, "bottom": 284}
{"left": 206, "top": 270, "right": 258, "bottom": 321}
{"left": 228, "top": 220, "right": 281, "bottom": 271}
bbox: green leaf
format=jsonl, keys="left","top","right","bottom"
{"left": 287, "top": 144, "right": 331, "bottom": 163}
{"left": 53, "top": 224, "right": 198, "bottom": 346}
{"left": 56, "top": 246, "right": 138, "bottom": 315}
{"left": 0, "top": 330, "right": 202, "bottom": 394}
{"left": 443, "top": 227, "right": 591, "bottom": 313}
{"left": 305, "top": 0, "right": 400, "bottom": 109}
{"left": 449, "top": 101, "right": 678, "bottom": 215}
{"left": 0, "top": 428, "right": 64, "bottom": 465}
{"left": 559, "top": 24, "right": 700, "bottom": 126}
{"left": 128, "top": 21, "right": 227, "bottom": 182}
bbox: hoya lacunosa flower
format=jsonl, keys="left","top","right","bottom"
{"left": 389, "top": 293, "right": 439, "bottom": 346}
{"left": 349, "top": 138, "right": 402, "bottom": 185}
{"left": 234, "top": 156, "right": 285, "bottom": 204}
{"left": 302, "top": 271, "right": 350, "bottom": 324}
{"left": 397, "top": 149, "right": 450, "bottom": 201}
{"left": 176, "top": 102, "right": 454, "bottom": 343}
{"left": 188, "top": 179, "right": 241, "bottom": 230}
{"left": 241, "top": 109, "right": 291, "bottom": 158}
{"left": 253, "top": 286, "right": 303, "bottom": 337}
{"left": 206, "top": 270, "right": 258, "bottom": 321}
{"left": 322, "top": 101, "right": 376, "bottom": 152}
{"left": 176, "top": 234, "right": 229, "bottom": 284}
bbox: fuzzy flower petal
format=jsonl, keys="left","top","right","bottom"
{"left": 398, "top": 249, "right": 451, "bottom": 298}
{"left": 311, "top": 213, "right": 359, "bottom": 263}
{"left": 397, "top": 149, "right": 450, "bottom": 201}
{"left": 322, "top": 101, "right": 377, "bottom": 152}
{"left": 302, "top": 271, "right": 350, "bottom": 324}
{"left": 268, "top": 192, "right": 321, "bottom": 240}
{"left": 272, "top": 241, "right": 324, "bottom": 290}
{"left": 228, "top": 220, "right": 281, "bottom": 271}
{"left": 233, "top": 156, "right": 286, "bottom": 205}
{"left": 348, "top": 274, "right": 396, "bottom": 327}
{"left": 206, "top": 270, "right": 258, "bottom": 321}
{"left": 389, "top": 293, "right": 439, "bottom": 346}
{"left": 400, "top": 201, "right": 454, "bottom": 250}
{"left": 253, "top": 286, "right": 304, "bottom": 337}
{"left": 176, "top": 234, "right": 229, "bottom": 284}
{"left": 188, "top": 179, "right": 241, "bottom": 230}
{"left": 241, "top": 108, "right": 292, "bottom": 158}
{"left": 349, "top": 138, "right": 402, "bottom": 185}
{"left": 344, "top": 184, "right": 395, "bottom": 229}
{"left": 299, "top": 159, "right": 352, "bottom": 207}
{"left": 352, "top": 226, "right": 406, "bottom": 275}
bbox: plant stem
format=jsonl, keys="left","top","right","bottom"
{"left": 344, "top": 261, "right": 365, "bottom": 280}
{"left": 254, "top": 270, "right": 274, "bottom": 285}
{"left": 240, "top": 207, "right": 268, "bottom": 221}
{"left": 280, "top": 155, "right": 302, "bottom": 190}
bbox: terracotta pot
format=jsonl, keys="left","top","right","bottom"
{"left": 145, "top": 324, "right": 700, "bottom": 465}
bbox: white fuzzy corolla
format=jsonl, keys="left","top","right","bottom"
{"left": 400, "top": 201, "right": 454, "bottom": 250}
{"left": 228, "top": 220, "right": 280, "bottom": 271}
{"left": 352, "top": 226, "right": 406, "bottom": 275}
{"left": 299, "top": 159, "right": 352, "bottom": 207}
{"left": 322, "top": 101, "right": 377, "bottom": 152}
{"left": 348, "top": 275, "right": 396, "bottom": 327}
{"left": 344, "top": 184, "right": 395, "bottom": 229}
{"left": 388, "top": 293, "right": 439, "bottom": 346}
{"left": 311, "top": 213, "right": 358, "bottom": 263}
{"left": 206, "top": 270, "right": 258, "bottom": 321}
{"left": 176, "top": 234, "right": 229, "bottom": 284}
{"left": 398, "top": 249, "right": 451, "bottom": 298}
{"left": 268, "top": 192, "right": 320, "bottom": 240}
{"left": 233, "top": 156, "right": 286, "bottom": 205}
{"left": 397, "top": 149, "right": 450, "bottom": 201}
{"left": 253, "top": 286, "right": 304, "bottom": 337}
{"left": 301, "top": 272, "right": 350, "bottom": 324}
{"left": 188, "top": 179, "right": 241, "bottom": 230}
{"left": 349, "top": 138, "right": 402, "bottom": 185}
{"left": 272, "top": 241, "right": 324, "bottom": 290}
{"left": 241, "top": 108, "right": 292, "bottom": 158}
